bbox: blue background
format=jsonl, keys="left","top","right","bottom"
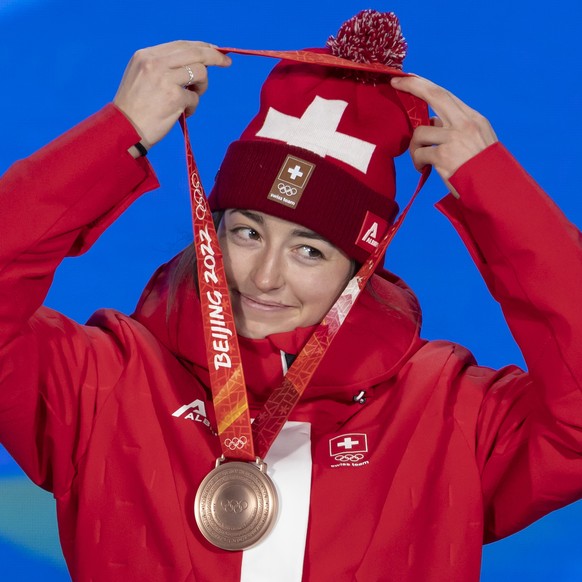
{"left": 0, "top": 0, "right": 581, "bottom": 579}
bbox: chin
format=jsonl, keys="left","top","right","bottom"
{"left": 235, "top": 318, "right": 294, "bottom": 339}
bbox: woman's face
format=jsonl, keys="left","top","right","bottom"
{"left": 217, "top": 209, "right": 354, "bottom": 339}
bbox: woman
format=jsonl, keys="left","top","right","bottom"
{"left": 1, "top": 10, "right": 581, "bottom": 582}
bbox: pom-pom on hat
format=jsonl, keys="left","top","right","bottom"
{"left": 209, "top": 10, "right": 427, "bottom": 265}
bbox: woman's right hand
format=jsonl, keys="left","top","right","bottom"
{"left": 113, "top": 41, "right": 232, "bottom": 151}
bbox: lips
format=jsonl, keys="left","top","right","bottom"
{"left": 236, "top": 291, "right": 292, "bottom": 312}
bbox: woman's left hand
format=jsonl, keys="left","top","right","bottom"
{"left": 391, "top": 75, "right": 498, "bottom": 189}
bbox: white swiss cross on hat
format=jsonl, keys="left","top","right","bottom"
{"left": 256, "top": 96, "right": 376, "bottom": 173}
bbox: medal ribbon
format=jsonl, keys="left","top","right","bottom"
{"left": 219, "top": 47, "right": 406, "bottom": 75}
{"left": 182, "top": 48, "right": 430, "bottom": 462}
{"left": 181, "top": 116, "right": 256, "bottom": 462}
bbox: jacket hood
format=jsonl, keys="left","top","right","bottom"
{"left": 132, "top": 249, "right": 424, "bottom": 405}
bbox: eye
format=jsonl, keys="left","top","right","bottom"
{"left": 297, "top": 244, "right": 324, "bottom": 261}
{"left": 230, "top": 226, "right": 261, "bottom": 242}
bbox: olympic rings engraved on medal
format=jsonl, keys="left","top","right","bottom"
{"left": 221, "top": 499, "right": 249, "bottom": 513}
{"left": 334, "top": 453, "right": 364, "bottom": 462}
{"left": 191, "top": 172, "right": 207, "bottom": 220}
{"left": 194, "top": 460, "right": 279, "bottom": 551}
{"left": 278, "top": 182, "right": 298, "bottom": 196}
{"left": 224, "top": 436, "right": 248, "bottom": 450}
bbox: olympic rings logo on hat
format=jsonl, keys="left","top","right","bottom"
{"left": 278, "top": 183, "right": 298, "bottom": 196}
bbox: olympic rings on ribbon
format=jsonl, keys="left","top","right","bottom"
{"left": 190, "top": 171, "right": 207, "bottom": 220}
{"left": 224, "top": 436, "right": 248, "bottom": 450}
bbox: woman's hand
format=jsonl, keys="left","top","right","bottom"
{"left": 391, "top": 75, "right": 498, "bottom": 192}
{"left": 114, "top": 41, "right": 232, "bottom": 151}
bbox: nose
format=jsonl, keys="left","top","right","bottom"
{"left": 250, "top": 249, "right": 284, "bottom": 292}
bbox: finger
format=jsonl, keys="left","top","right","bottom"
{"left": 391, "top": 75, "right": 469, "bottom": 127}
{"left": 170, "top": 62, "right": 209, "bottom": 94}
{"left": 409, "top": 144, "right": 438, "bottom": 173}
{"left": 161, "top": 41, "right": 232, "bottom": 69}
{"left": 407, "top": 125, "right": 450, "bottom": 168}
{"left": 184, "top": 91, "right": 201, "bottom": 117}
{"left": 133, "top": 41, "right": 232, "bottom": 75}
{"left": 410, "top": 125, "right": 449, "bottom": 147}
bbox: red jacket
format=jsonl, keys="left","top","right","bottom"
{"left": 1, "top": 105, "right": 581, "bottom": 581}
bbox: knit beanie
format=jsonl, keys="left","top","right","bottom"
{"left": 208, "top": 10, "right": 427, "bottom": 265}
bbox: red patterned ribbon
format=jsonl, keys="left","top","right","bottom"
{"left": 181, "top": 116, "right": 256, "bottom": 462}
{"left": 182, "top": 48, "right": 430, "bottom": 461}
{"left": 219, "top": 47, "right": 407, "bottom": 76}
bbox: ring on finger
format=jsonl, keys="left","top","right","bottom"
{"left": 184, "top": 65, "right": 195, "bottom": 87}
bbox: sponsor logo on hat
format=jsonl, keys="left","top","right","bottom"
{"left": 267, "top": 155, "right": 315, "bottom": 209}
{"left": 356, "top": 211, "right": 389, "bottom": 253}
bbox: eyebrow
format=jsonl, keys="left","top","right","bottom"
{"left": 230, "top": 209, "right": 332, "bottom": 245}
{"left": 290, "top": 228, "right": 331, "bottom": 243}
{"left": 232, "top": 209, "right": 265, "bottom": 224}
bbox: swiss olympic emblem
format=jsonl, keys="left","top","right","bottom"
{"left": 267, "top": 155, "right": 315, "bottom": 210}
{"left": 329, "top": 433, "right": 370, "bottom": 467}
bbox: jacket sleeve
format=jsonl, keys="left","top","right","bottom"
{"left": 437, "top": 142, "right": 582, "bottom": 542}
{"left": 0, "top": 104, "right": 159, "bottom": 494}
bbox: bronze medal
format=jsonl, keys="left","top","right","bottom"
{"left": 195, "top": 458, "right": 278, "bottom": 551}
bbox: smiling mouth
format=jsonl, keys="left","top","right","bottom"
{"left": 237, "top": 292, "right": 291, "bottom": 311}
